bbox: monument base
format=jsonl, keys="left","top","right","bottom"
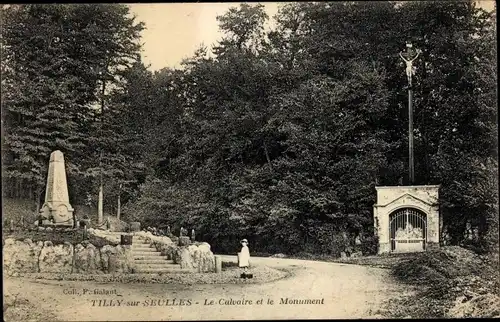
{"left": 40, "top": 202, "right": 74, "bottom": 227}
{"left": 54, "top": 220, "right": 74, "bottom": 227}
{"left": 39, "top": 217, "right": 74, "bottom": 227}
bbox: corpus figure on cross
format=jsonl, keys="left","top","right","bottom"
{"left": 399, "top": 42, "right": 421, "bottom": 86}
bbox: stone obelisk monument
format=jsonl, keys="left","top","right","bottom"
{"left": 40, "top": 150, "right": 74, "bottom": 227}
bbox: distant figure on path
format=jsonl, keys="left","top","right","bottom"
{"left": 238, "top": 239, "right": 250, "bottom": 272}
{"left": 191, "top": 229, "right": 196, "bottom": 242}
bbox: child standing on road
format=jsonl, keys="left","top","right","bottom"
{"left": 238, "top": 239, "right": 250, "bottom": 273}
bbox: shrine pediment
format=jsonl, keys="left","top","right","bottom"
{"left": 375, "top": 193, "right": 435, "bottom": 208}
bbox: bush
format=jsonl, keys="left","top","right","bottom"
{"left": 359, "top": 233, "right": 379, "bottom": 255}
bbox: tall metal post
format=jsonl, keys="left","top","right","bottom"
{"left": 408, "top": 87, "right": 414, "bottom": 184}
{"left": 400, "top": 42, "right": 420, "bottom": 185}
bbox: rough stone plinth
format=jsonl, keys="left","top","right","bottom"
{"left": 40, "top": 150, "right": 74, "bottom": 227}
{"left": 215, "top": 255, "right": 222, "bottom": 273}
{"left": 178, "top": 236, "right": 191, "bottom": 246}
{"left": 130, "top": 222, "right": 141, "bottom": 232}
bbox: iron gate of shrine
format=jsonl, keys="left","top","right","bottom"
{"left": 389, "top": 208, "right": 427, "bottom": 252}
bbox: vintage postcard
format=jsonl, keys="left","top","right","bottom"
{"left": 2, "top": 1, "right": 499, "bottom": 321}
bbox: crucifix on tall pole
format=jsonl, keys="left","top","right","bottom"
{"left": 399, "top": 42, "right": 421, "bottom": 185}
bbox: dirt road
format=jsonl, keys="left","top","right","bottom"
{"left": 4, "top": 255, "right": 407, "bottom": 321}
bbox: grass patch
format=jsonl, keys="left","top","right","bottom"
{"left": 385, "top": 246, "right": 500, "bottom": 318}
{"left": 2, "top": 198, "right": 37, "bottom": 224}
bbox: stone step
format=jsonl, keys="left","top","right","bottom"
{"left": 134, "top": 267, "right": 191, "bottom": 274}
{"left": 131, "top": 248, "right": 159, "bottom": 252}
{"left": 133, "top": 261, "right": 180, "bottom": 267}
{"left": 132, "top": 247, "right": 155, "bottom": 251}
{"left": 134, "top": 262, "right": 178, "bottom": 268}
{"left": 134, "top": 259, "right": 174, "bottom": 265}
{"left": 130, "top": 244, "right": 156, "bottom": 249}
{"left": 132, "top": 250, "right": 162, "bottom": 256}
{"left": 130, "top": 245, "right": 157, "bottom": 252}
{"left": 133, "top": 254, "right": 164, "bottom": 260}
{"left": 132, "top": 249, "right": 156, "bottom": 253}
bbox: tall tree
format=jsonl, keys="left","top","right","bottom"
{"left": 1, "top": 4, "right": 144, "bottom": 219}
{"left": 2, "top": 4, "right": 98, "bottom": 209}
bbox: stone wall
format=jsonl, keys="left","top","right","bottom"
{"left": 3, "top": 238, "right": 135, "bottom": 276}
{"left": 136, "top": 231, "right": 216, "bottom": 273}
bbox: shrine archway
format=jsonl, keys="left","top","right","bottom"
{"left": 389, "top": 207, "right": 427, "bottom": 252}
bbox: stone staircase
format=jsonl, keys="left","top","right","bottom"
{"left": 131, "top": 235, "right": 190, "bottom": 274}
{"left": 94, "top": 230, "right": 191, "bottom": 274}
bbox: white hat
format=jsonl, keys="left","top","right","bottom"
{"left": 240, "top": 239, "right": 248, "bottom": 243}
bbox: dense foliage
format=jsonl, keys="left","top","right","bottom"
{"left": 1, "top": 2, "right": 497, "bottom": 255}
{"left": 1, "top": 4, "right": 144, "bottom": 212}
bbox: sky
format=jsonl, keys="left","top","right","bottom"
{"left": 129, "top": 1, "right": 496, "bottom": 72}
{"left": 129, "top": 3, "right": 280, "bottom": 71}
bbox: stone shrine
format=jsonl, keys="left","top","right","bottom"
{"left": 39, "top": 150, "right": 74, "bottom": 227}
{"left": 373, "top": 185, "right": 440, "bottom": 254}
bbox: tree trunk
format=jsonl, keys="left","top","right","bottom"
{"left": 20, "top": 178, "right": 24, "bottom": 199}
{"left": 7, "top": 177, "right": 13, "bottom": 198}
{"left": 35, "top": 187, "right": 42, "bottom": 219}
{"left": 98, "top": 181, "right": 104, "bottom": 225}
{"left": 16, "top": 178, "right": 21, "bottom": 199}
{"left": 263, "top": 141, "right": 273, "bottom": 170}
{"left": 98, "top": 73, "right": 107, "bottom": 226}
{"left": 117, "top": 184, "right": 121, "bottom": 220}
